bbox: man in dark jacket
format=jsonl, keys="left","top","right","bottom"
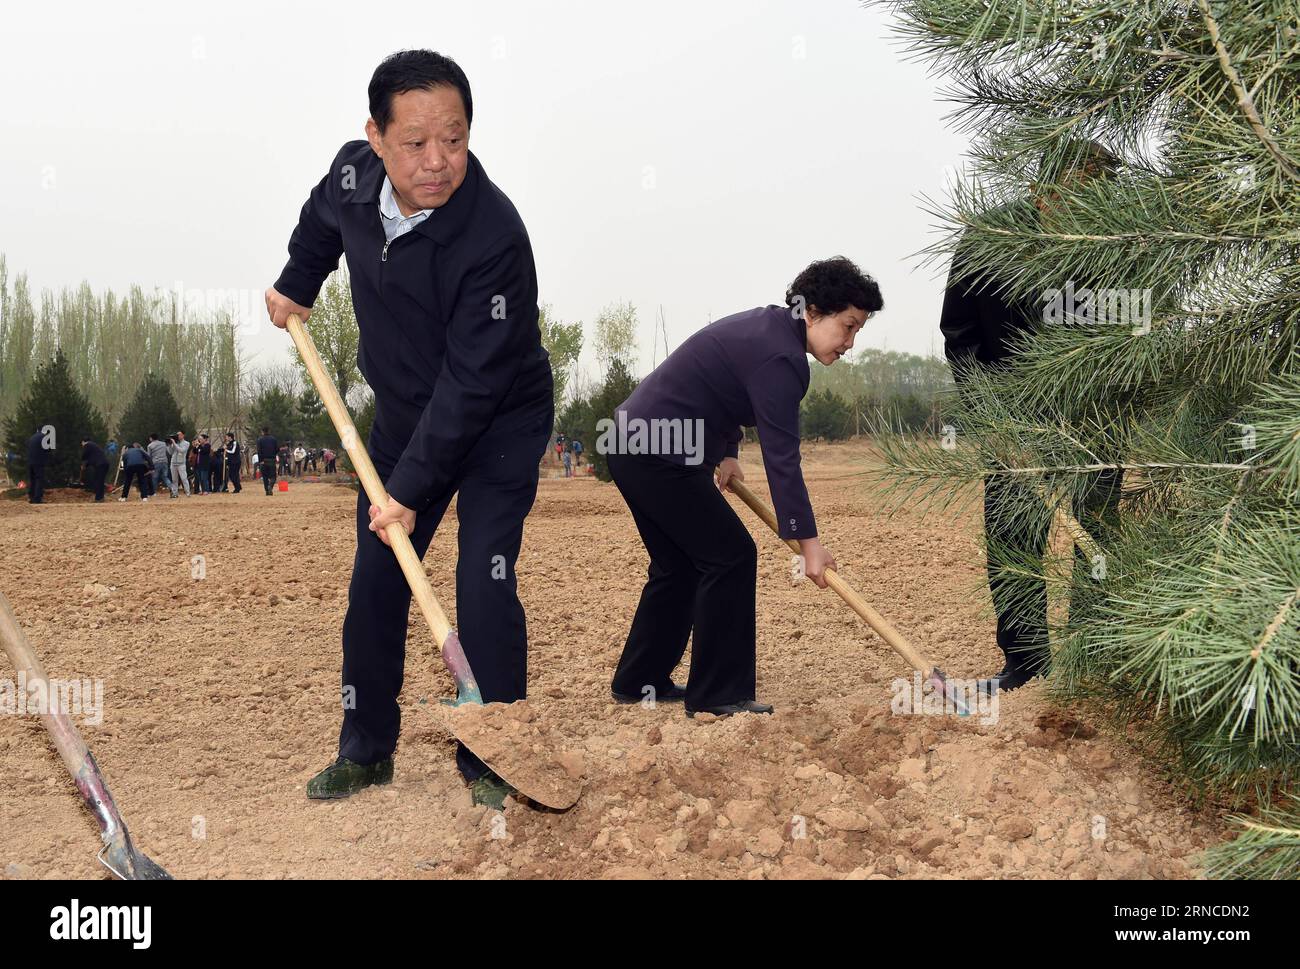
{"left": 119, "top": 442, "right": 150, "bottom": 502}
{"left": 939, "top": 142, "right": 1122, "bottom": 693}
{"left": 222, "top": 432, "right": 242, "bottom": 493}
{"left": 27, "top": 427, "right": 51, "bottom": 504}
{"left": 80, "top": 437, "right": 110, "bottom": 502}
{"left": 256, "top": 427, "right": 279, "bottom": 495}
{"left": 266, "top": 50, "right": 553, "bottom": 807}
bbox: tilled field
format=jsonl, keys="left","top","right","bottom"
{"left": 0, "top": 443, "right": 1218, "bottom": 879}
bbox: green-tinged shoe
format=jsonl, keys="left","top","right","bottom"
{"left": 469, "top": 771, "right": 516, "bottom": 810}
{"left": 306, "top": 756, "right": 394, "bottom": 800}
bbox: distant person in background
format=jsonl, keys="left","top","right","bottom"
{"left": 562, "top": 443, "right": 572, "bottom": 478}
{"left": 555, "top": 432, "right": 565, "bottom": 467}
{"left": 26, "top": 426, "right": 50, "bottom": 504}
{"left": 169, "top": 430, "right": 191, "bottom": 497}
{"left": 571, "top": 437, "right": 583, "bottom": 470}
{"left": 146, "top": 433, "right": 169, "bottom": 498}
{"left": 257, "top": 426, "right": 279, "bottom": 496}
{"left": 279, "top": 444, "right": 291, "bottom": 477}
{"left": 293, "top": 444, "right": 307, "bottom": 477}
{"left": 194, "top": 434, "right": 212, "bottom": 494}
{"left": 119, "top": 442, "right": 150, "bottom": 502}
{"left": 224, "top": 432, "right": 242, "bottom": 493}
{"left": 80, "top": 437, "right": 110, "bottom": 502}
{"left": 324, "top": 447, "right": 337, "bottom": 473}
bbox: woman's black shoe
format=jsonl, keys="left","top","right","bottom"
{"left": 686, "top": 700, "right": 773, "bottom": 719}
{"left": 611, "top": 682, "right": 686, "bottom": 704}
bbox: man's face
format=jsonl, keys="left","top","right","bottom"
{"left": 366, "top": 86, "right": 469, "bottom": 215}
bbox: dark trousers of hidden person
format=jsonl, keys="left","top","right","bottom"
{"left": 984, "top": 468, "right": 1124, "bottom": 667}
{"left": 607, "top": 450, "right": 758, "bottom": 709}
{"left": 339, "top": 406, "right": 552, "bottom": 781}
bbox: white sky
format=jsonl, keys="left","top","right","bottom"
{"left": 0, "top": 0, "right": 968, "bottom": 384}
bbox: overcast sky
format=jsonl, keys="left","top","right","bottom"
{"left": 0, "top": 0, "right": 968, "bottom": 383}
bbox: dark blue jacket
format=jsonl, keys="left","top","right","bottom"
{"left": 274, "top": 141, "right": 552, "bottom": 513}
{"left": 619, "top": 305, "right": 816, "bottom": 540}
{"left": 256, "top": 435, "right": 278, "bottom": 463}
{"left": 81, "top": 441, "right": 108, "bottom": 468}
{"left": 123, "top": 446, "right": 148, "bottom": 468}
{"left": 27, "top": 430, "right": 50, "bottom": 468}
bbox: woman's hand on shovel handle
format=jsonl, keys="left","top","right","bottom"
{"left": 798, "top": 537, "right": 837, "bottom": 589}
{"left": 265, "top": 286, "right": 312, "bottom": 330}
{"left": 368, "top": 498, "right": 416, "bottom": 548}
{"left": 717, "top": 457, "right": 744, "bottom": 492}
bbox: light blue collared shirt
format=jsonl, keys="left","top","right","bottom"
{"left": 378, "top": 176, "right": 434, "bottom": 243}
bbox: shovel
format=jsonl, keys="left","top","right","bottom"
{"left": 0, "top": 590, "right": 171, "bottom": 879}
{"left": 284, "top": 314, "right": 580, "bottom": 810}
{"left": 724, "top": 476, "right": 972, "bottom": 715}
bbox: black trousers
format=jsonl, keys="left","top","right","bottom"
{"left": 87, "top": 463, "right": 108, "bottom": 501}
{"left": 121, "top": 466, "right": 147, "bottom": 499}
{"left": 608, "top": 451, "right": 758, "bottom": 710}
{"left": 28, "top": 465, "right": 45, "bottom": 503}
{"left": 338, "top": 406, "right": 552, "bottom": 781}
{"left": 984, "top": 469, "right": 1124, "bottom": 666}
{"left": 261, "top": 461, "right": 276, "bottom": 494}
{"left": 227, "top": 462, "right": 241, "bottom": 492}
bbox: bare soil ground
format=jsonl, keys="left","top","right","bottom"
{"left": 0, "top": 443, "right": 1218, "bottom": 879}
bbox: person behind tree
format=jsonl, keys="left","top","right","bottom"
{"left": 939, "top": 139, "right": 1122, "bottom": 693}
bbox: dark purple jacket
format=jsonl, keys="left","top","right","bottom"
{"left": 274, "top": 141, "right": 552, "bottom": 513}
{"left": 619, "top": 305, "right": 816, "bottom": 540}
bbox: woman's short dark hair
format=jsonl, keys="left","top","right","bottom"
{"left": 785, "top": 257, "right": 883, "bottom": 316}
{"left": 369, "top": 50, "right": 473, "bottom": 133}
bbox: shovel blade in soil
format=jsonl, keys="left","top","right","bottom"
{"left": 440, "top": 701, "right": 583, "bottom": 810}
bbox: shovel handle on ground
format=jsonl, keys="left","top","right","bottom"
{"left": 724, "top": 476, "right": 936, "bottom": 678}
{"left": 284, "top": 314, "right": 482, "bottom": 702}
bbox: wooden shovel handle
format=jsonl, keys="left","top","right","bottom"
{"left": 285, "top": 313, "right": 453, "bottom": 646}
{"left": 724, "top": 476, "right": 934, "bottom": 677}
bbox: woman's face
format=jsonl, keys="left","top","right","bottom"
{"left": 805, "top": 306, "right": 869, "bottom": 365}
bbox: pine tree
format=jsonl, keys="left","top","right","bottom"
{"left": 3, "top": 350, "right": 108, "bottom": 488}
{"left": 117, "top": 373, "right": 189, "bottom": 449}
{"left": 870, "top": 1, "right": 1300, "bottom": 876}
{"left": 801, "top": 389, "right": 853, "bottom": 441}
{"left": 248, "top": 385, "right": 300, "bottom": 444}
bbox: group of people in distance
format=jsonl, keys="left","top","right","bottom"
{"left": 113, "top": 431, "right": 244, "bottom": 501}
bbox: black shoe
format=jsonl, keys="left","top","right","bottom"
{"left": 686, "top": 700, "right": 774, "bottom": 719}
{"left": 611, "top": 681, "right": 686, "bottom": 705}
{"left": 978, "top": 653, "right": 1051, "bottom": 694}
{"left": 306, "top": 756, "right": 393, "bottom": 799}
